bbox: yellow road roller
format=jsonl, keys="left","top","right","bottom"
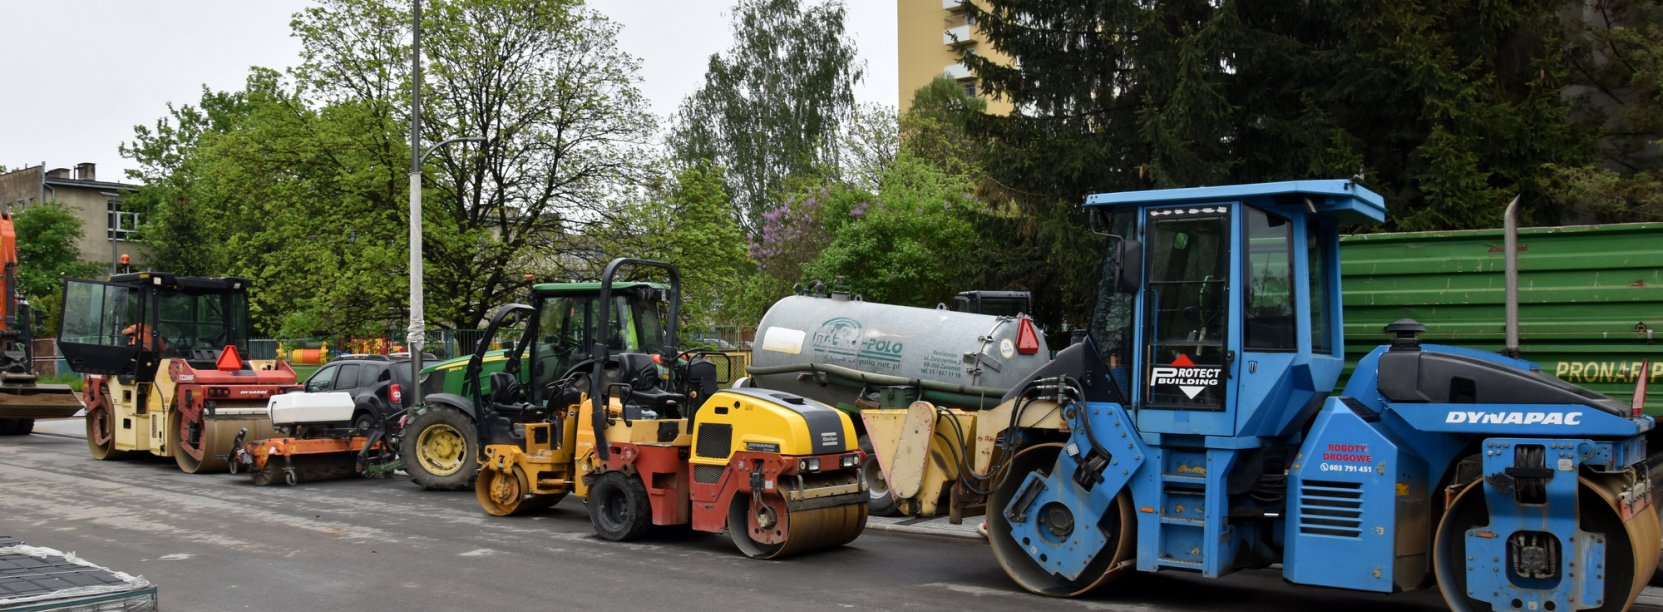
{"left": 472, "top": 259, "right": 867, "bottom": 558}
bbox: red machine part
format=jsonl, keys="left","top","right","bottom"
{"left": 596, "top": 443, "right": 690, "bottom": 525}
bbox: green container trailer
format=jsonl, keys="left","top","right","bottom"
{"left": 1340, "top": 222, "right": 1663, "bottom": 412}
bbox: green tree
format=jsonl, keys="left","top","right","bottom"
{"left": 125, "top": 69, "right": 410, "bottom": 337}
{"left": 126, "top": 0, "right": 656, "bottom": 335}
{"left": 12, "top": 202, "right": 102, "bottom": 334}
{"left": 599, "top": 162, "right": 749, "bottom": 336}
{"left": 294, "top": 0, "right": 657, "bottom": 330}
{"left": 801, "top": 154, "right": 981, "bottom": 307}
{"left": 955, "top": 0, "right": 1589, "bottom": 324}
{"left": 668, "top": 0, "right": 864, "bottom": 233}
{"left": 902, "top": 76, "right": 988, "bottom": 178}
{"left": 1548, "top": 0, "right": 1663, "bottom": 221}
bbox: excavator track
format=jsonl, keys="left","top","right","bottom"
{"left": 728, "top": 475, "right": 867, "bottom": 559}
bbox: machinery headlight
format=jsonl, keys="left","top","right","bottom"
{"left": 797, "top": 458, "right": 821, "bottom": 472}
{"left": 840, "top": 454, "right": 859, "bottom": 468}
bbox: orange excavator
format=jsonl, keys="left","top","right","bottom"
{"left": 0, "top": 212, "right": 82, "bottom": 436}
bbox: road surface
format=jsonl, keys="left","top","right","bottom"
{"left": 0, "top": 421, "right": 1652, "bottom": 611}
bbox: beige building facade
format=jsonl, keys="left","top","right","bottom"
{"left": 897, "top": 0, "right": 1013, "bottom": 115}
{"left": 0, "top": 163, "right": 143, "bottom": 272}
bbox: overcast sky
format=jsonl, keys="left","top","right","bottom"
{"left": 0, "top": 0, "right": 898, "bottom": 183}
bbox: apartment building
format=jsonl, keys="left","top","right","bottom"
{"left": 896, "top": 0, "right": 1013, "bottom": 115}
{"left": 0, "top": 163, "right": 143, "bottom": 270}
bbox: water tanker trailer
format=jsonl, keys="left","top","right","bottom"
{"left": 746, "top": 291, "right": 1051, "bottom": 518}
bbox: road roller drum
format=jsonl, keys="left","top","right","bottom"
{"left": 175, "top": 413, "right": 275, "bottom": 474}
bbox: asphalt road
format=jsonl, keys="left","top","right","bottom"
{"left": 0, "top": 425, "right": 1648, "bottom": 611}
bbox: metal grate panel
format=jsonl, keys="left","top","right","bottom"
{"left": 1298, "top": 480, "right": 1364, "bottom": 538}
{"left": 694, "top": 464, "right": 724, "bottom": 484}
{"left": 695, "top": 423, "right": 732, "bottom": 459}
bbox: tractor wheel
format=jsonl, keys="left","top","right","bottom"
{"left": 588, "top": 471, "right": 651, "bottom": 541}
{"left": 0, "top": 419, "right": 17, "bottom": 435}
{"left": 858, "top": 434, "right": 900, "bottom": 517}
{"left": 14, "top": 419, "right": 33, "bottom": 435}
{"left": 405, "top": 406, "right": 478, "bottom": 490}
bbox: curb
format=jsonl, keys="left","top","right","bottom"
{"left": 864, "top": 520, "right": 985, "bottom": 542}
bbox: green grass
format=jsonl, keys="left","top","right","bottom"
{"left": 38, "top": 373, "right": 83, "bottom": 392}
{"left": 291, "top": 364, "right": 321, "bottom": 381}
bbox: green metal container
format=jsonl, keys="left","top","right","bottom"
{"left": 1341, "top": 222, "right": 1663, "bottom": 412}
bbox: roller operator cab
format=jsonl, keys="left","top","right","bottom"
{"left": 471, "top": 258, "right": 868, "bottom": 559}
{"left": 57, "top": 273, "right": 297, "bottom": 473}
{"left": 984, "top": 180, "right": 1661, "bottom": 610}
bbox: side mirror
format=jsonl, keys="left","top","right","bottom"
{"left": 1116, "top": 238, "right": 1143, "bottom": 293}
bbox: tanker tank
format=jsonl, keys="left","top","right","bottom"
{"left": 746, "top": 293, "right": 1051, "bottom": 410}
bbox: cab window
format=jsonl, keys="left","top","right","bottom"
{"left": 1308, "top": 224, "right": 1334, "bottom": 354}
{"left": 1143, "top": 207, "right": 1229, "bottom": 410}
{"left": 1243, "top": 207, "right": 1295, "bottom": 351}
{"left": 531, "top": 296, "right": 587, "bottom": 393}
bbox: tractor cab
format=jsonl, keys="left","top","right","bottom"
{"left": 456, "top": 262, "right": 719, "bottom": 449}
{"left": 57, "top": 273, "right": 254, "bottom": 380}
{"left": 1081, "top": 180, "right": 1384, "bottom": 440}
{"left": 418, "top": 281, "right": 673, "bottom": 399}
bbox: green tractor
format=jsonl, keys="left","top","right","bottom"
{"left": 403, "top": 281, "right": 674, "bottom": 490}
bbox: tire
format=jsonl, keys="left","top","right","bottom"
{"left": 0, "top": 419, "right": 16, "bottom": 435}
{"left": 858, "top": 434, "right": 900, "bottom": 517}
{"left": 588, "top": 471, "right": 651, "bottom": 541}
{"left": 404, "top": 406, "right": 478, "bottom": 490}
{"left": 13, "top": 419, "right": 32, "bottom": 435}
{"left": 352, "top": 411, "right": 376, "bottom": 433}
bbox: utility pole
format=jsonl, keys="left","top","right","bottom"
{"left": 408, "top": 0, "right": 481, "bottom": 408}
{"left": 408, "top": 0, "right": 426, "bottom": 408}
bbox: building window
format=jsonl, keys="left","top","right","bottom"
{"left": 107, "top": 200, "right": 141, "bottom": 242}
{"left": 962, "top": 81, "right": 977, "bottom": 97}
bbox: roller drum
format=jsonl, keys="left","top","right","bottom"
{"left": 751, "top": 295, "right": 1049, "bottom": 409}
{"left": 175, "top": 413, "right": 275, "bottom": 474}
{"left": 729, "top": 479, "right": 868, "bottom": 559}
{"left": 1434, "top": 476, "right": 1661, "bottom": 611}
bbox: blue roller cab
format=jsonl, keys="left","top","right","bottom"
{"left": 986, "top": 180, "right": 1660, "bottom": 610}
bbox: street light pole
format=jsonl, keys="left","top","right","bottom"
{"left": 407, "top": 0, "right": 481, "bottom": 409}
{"left": 407, "top": 0, "right": 426, "bottom": 410}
